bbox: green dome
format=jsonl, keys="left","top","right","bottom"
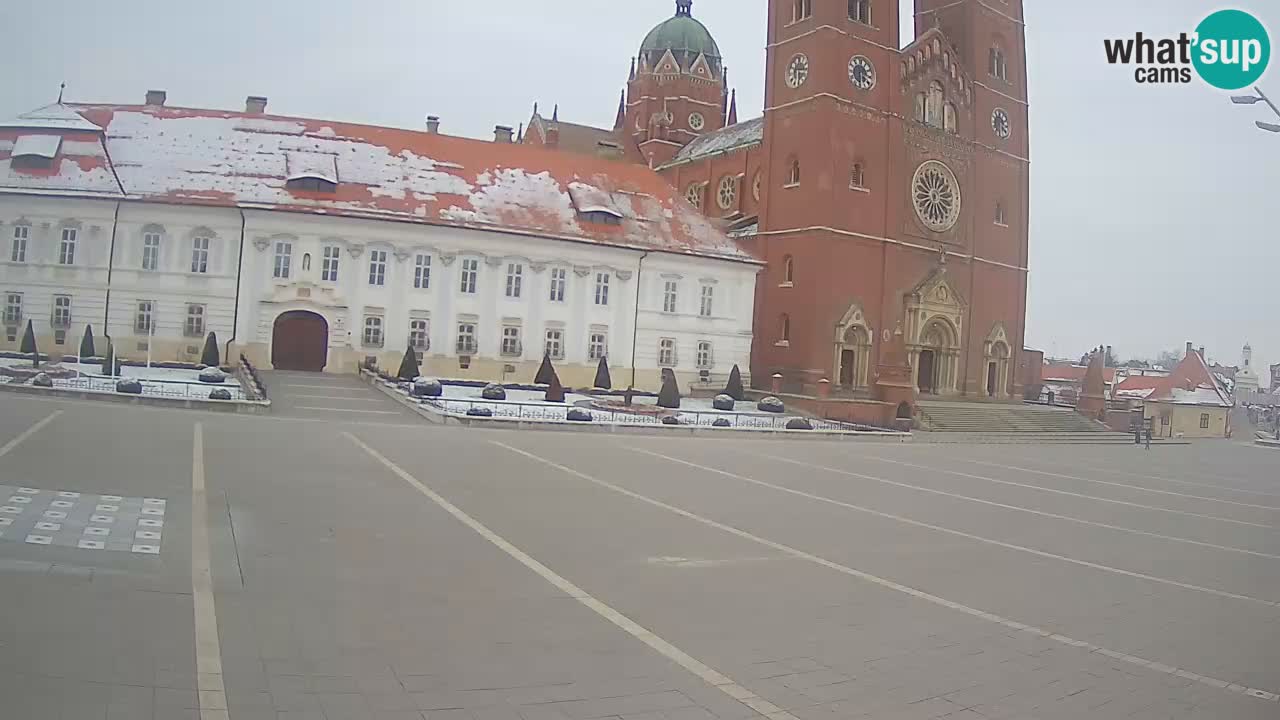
{"left": 640, "top": 3, "right": 720, "bottom": 60}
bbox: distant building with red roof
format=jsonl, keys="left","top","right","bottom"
{"left": 1142, "top": 343, "right": 1234, "bottom": 438}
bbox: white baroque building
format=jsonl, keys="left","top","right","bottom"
{"left": 0, "top": 96, "right": 760, "bottom": 391}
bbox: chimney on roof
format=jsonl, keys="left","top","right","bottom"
{"left": 425, "top": 115, "right": 440, "bottom": 134}
{"left": 493, "top": 125, "right": 514, "bottom": 143}
{"left": 245, "top": 96, "right": 268, "bottom": 115}
{"left": 1199, "top": 346, "right": 1205, "bottom": 359}
{"left": 545, "top": 124, "right": 560, "bottom": 148}
{"left": 1105, "top": 345, "right": 1112, "bottom": 367}
{"left": 145, "top": 90, "right": 167, "bottom": 107}
{"left": 1186, "top": 341, "right": 1194, "bottom": 357}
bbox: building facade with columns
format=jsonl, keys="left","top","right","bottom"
{"left": 0, "top": 99, "right": 759, "bottom": 390}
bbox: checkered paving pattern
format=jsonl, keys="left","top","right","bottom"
{"left": 0, "top": 485, "right": 165, "bottom": 554}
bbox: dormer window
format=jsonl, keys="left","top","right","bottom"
{"left": 578, "top": 210, "right": 622, "bottom": 226}
{"left": 568, "top": 182, "right": 625, "bottom": 225}
{"left": 10, "top": 135, "right": 61, "bottom": 170}
{"left": 285, "top": 151, "right": 338, "bottom": 193}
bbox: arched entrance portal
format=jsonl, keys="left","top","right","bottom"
{"left": 914, "top": 319, "right": 959, "bottom": 395}
{"left": 272, "top": 311, "right": 329, "bottom": 371}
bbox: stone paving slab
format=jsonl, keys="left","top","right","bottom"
{"left": 0, "top": 483, "right": 165, "bottom": 553}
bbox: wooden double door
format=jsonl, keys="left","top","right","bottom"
{"left": 271, "top": 311, "right": 328, "bottom": 371}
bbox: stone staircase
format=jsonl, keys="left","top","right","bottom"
{"left": 916, "top": 400, "right": 1136, "bottom": 444}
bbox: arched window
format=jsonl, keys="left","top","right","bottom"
{"left": 786, "top": 157, "right": 801, "bottom": 187}
{"left": 783, "top": 255, "right": 794, "bottom": 284}
{"left": 849, "top": 0, "right": 871, "bottom": 25}
{"left": 944, "top": 103, "right": 957, "bottom": 134}
{"left": 989, "top": 45, "right": 1007, "bottom": 81}
{"left": 780, "top": 313, "right": 791, "bottom": 342}
{"left": 915, "top": 93, "right": 927, "bottom": 123}
{"left": 926, "top": 81, "right": 945, "bottom": 128}
{"left": 994, "top": 202, "right": 1006, "bottom": 225}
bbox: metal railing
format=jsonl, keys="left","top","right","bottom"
{"left": 419, "top": 396, "right": 870, "bottom": 432}
{"left": 52, "top": 374, "right": 245, "bottom": 400}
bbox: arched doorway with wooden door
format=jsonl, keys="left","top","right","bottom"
{"left": 983, "top": 324, "right": 1012, "bottom": 398}
{"left": 833, "top": 302, "right": 872, "bottom": 393}
{"left": 914, "top": 318, "right": 959, "bottom": 395}
{"left": 271, "top": 310, "right": 329, "bottom": 371}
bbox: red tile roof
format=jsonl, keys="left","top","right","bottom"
{"left": 1041, "top": 363, "right": 1117, "bottom": 384}
{"left": 0, "top": 103, "right": 756, "bottom": 264}
{"left": 1147, "top": 352, "right": 1233, "bottom": 407}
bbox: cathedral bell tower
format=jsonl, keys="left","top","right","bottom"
{"left": 622, "top": 0, "right": 728, "bottom": 167}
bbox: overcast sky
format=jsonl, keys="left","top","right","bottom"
{"left": 2, "top": 1, "right": 1275, "bottom": 381}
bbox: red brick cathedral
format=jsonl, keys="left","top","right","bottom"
{"left": 525, "top": 0, "right": 1029, "bottom": 399}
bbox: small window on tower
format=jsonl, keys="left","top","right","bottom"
{"left": 850, "top": 164, "right": 866, "bottom": 189}
{"left": 990, "top": 45, "right": 1008, "bottom": 81}
{"left": 791, "top": 0, "right": 812, "bottom": 22}
{"left": 786, "top": 158, "right": 801, "bottom": 187}
{"left": 995, "top": 203, "right": 1007, "bottom": 226}
{"left": 849, "top": 0, "right": 872, "bottom": 25}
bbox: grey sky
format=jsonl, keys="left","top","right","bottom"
{"left": 2, "top": 0, "right": 1275, "bottom": 380}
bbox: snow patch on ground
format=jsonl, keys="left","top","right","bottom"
{"left": 0, "top": 359, "right": 246, "bottom": 401}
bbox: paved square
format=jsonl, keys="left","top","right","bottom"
{"left": 0, "top": 484, "right": 165, "bottom": 553}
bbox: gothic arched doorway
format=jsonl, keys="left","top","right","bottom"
{"left": 271, "top": 311, "right": 329, "bottom": 371}
{"left": 915, "top": 318, "right": 958, "bottom": 395}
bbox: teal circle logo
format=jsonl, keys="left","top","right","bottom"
{"left": 1192, "top": 10, "right": 1270, "bottom": 90}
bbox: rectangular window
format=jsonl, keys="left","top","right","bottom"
{"left": 322, "top": 246, "right": 340, "bottom": 282}
{"left": 849, "top": 0, "right": 871, "bottom": 24}
{"left": 505, "top": 263, "right": 523, "bottom": 298}
{"left": 362, "top": 316, "right": 384, "bottom": 347}
{"left": 658, "top": 337, "right": 676, "bottom": 367}
{"left": 699, "top": 285, "right": 714, "bottom": 317}
{"left": 460, "top": 258, "right": 478, "bottom": 294}
{"left": 663, "top": 280, "right": 678, "bottom": 313}
{"left": 273, "top": 241, "right": 292, "bottom": 279}
{"left": 501, "top": 326, "right": 522, "bottom": 356}
{"left": 51, "top": 295, "right": 71, "bottom": 328}
{"left": 792, "top": 0, "right": 812, "bottom": 22}
{"left": 3, "top": 293, "right": 22, "bottom": 325}
{"left": 1200, "top": 413, "right": 1210, "bottom": 429}
{"left": 414, "top": 254, "right": 431, "bottom": 289}
{"left": 184, "top": 303, "right": 206, "bottom": 337}
{"left": 142, "top": 233, "right": 161, "bottom": 271}
{"left": 456, "top": 322, "right": 477, "bottom": 354}
{"left": 545, "top": 329, "right": 564, "bottom": 360}
{"left": 10, "top": 225, "right": 28, "bottom": 263}
{"left": 549, "top": 268, "right": 567, "bottom": 302}
{"left": 135, "top": 301, "right": 154, "bottom": 334}
{"left": 696, "top": 341, "right": 713, "bottom": 369}
{"left": 588, "top": 332, "right": 607, "bottom": 361}
{"left": 58, "top": 228, "right": 77, "bottom": 265}
{"left": 368, "top": 249, "right": 387, "bottom": 286}
{"left": 994, "top": 204, "right": 1006, "bottom": 225}
{"left": 850, "top": 164, "right": 865, "bottom": 189}
{"left": 191, "top": 236, "right": 210, "bottom": 273}
{"left": 594, "top": 272, "right": 610, "bottom": 306}
{"left": 409, "top": 319, "right": 430, "bottom": 352}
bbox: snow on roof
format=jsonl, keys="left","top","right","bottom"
{"left": 665, "top": 116, "right": 764, "bottom": 167}
{"left": 1146, "top": 351, "right": 1233, "bottom": 407}
{"left": 566, "top": 182, "right": 623, "bottom": 217}
{"left": 12, "top": 134, "right": 62, "bottom": 158}
{"left": 0, "top": 103, "right": 102, "bottom": 132}
{"left": 0, "top": 103, "right": 756, "bottom": 263}
{"left": 1041, "top": 363, "right": 1117, "bottom": 384}
{"left": 285, "top": 151, "right": 338, "bottom": 183}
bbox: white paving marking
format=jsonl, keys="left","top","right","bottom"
{"left": 57, "top": 491, "right": 80, "bottom": 498}
{"left": 346, "top": 432, "right": 800, "bottom": 720}
{"left": 293, "top": 406, "right": 402, "bottom": 414}
{"left": 84, "top": 527, "right": 109, "bottom": 537}
{"left": 0, "top": 410, "right": 61, "bottom": 459}
{"left": 90, "top": 515, "right": 114, "bottom": 524}
{"left": 493, "top": 441, "right": 1279, "bottom": 704}
{"left": 78, "top": 540, "right": 105, "bottom": 550}
{"left": 282, "top": 384, "right": 367, "bottom": 391}
{"left": 34, "top": 522, "right": 60, "bottom": 532}
{"left": 866, "top": 455, "right": 1275, "bottom": 529}
{"left": 42, "top": 511, "right": 66, "bottom": 520}
{"left": 1001, "top": 454, "right": 1280, "bottom": 500}
{"left": 289, "top": 394, "right": 386, "bottom": 402}
{"left": 100, "top": 495, "right": 124, "bottom": 502}
{"left": 0, "top": 507, "right": 23, "bottom": 514}
{"left": 961, "top": 458, "right": 1280, "bottom": 512}
{"left": 191, "top": 424, "right": 228, "bottom": 719}
{"left": 25, "top": 534, "right": 52, "bottom": 545}
{"left": 637, "top": 449, "right": 1279, "bottom": 608}
{"left": 751, "top": 452, "right": 1280, "bottom": 561}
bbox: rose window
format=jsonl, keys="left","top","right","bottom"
{"left": 911, "top": 160, "right": 961, "bottom": 232}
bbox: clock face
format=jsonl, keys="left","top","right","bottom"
{"left": 785, "top": 54, "right": 809, "bottom": 89}
{"left": 992, "top": 108, "right": 1011, "bottom": 139}
{"left": 688, "top": 112, "right": 705, "bottom": 131}
{"left": 848, "top": 55, "right": 876, "bottom": 90}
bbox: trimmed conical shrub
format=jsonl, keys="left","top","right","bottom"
{"left": 534, "top": 352, "right": 556, "bottom": 385}
{"left": 79, "top": 325, "right": 96, "bottom": 358}
{"left": 396, "top": 339, "right": 420, "bottom": 380}
{"left": 101, "top": 338, "right": 119, "bottom": 376}
{"left": 593, "top": 355, "right": 612, "bottom": 390}
{"left": 544, "top": 370, "right": 566, "bottom": 403}
{"left": 19, "top": 320, "right": 37, "bottom": 366}
{"left": 657, "top": 368, "right": 681, "bottom": 409}
{"left": 200, "top": 332, "right": 220, "bottom": 368}
{"left": 724, "top": 364, "right": 745, "bottom": 401}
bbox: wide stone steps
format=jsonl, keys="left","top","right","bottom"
{"left": 917, "top": 401, "right": 1112, "bottom": 434}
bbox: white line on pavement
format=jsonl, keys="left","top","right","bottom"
{"left": 288, "top": 395, "right": 385, "bottom": 402}
{"left": 493, "top": 441, "right": 1279, "bottom": 705}
{"left": 0, "top": 410, "right": 62, "bottom": 459}
{"left": 1000, "top": 453, "right": 1280, "bottom": 501}
{"left": 345, "top": 432, "right": 800, "bottom": 720}
{"left": 293, "top": 406, "right": 402, "bottom": 414}
{"left": 191, "top": 424, "right": 228, "bottom": 720}
{"left": 634, "top": 448, "right": 1278, "bottom": 608}
{"left": 748, "top": 451, "right": 1280, "bottom": 561}
{"left": 281, "top": 384, "right": 367, "bottom": 391}
{"left": 960, "top": 458, "right": 1280, "bottom": 512}
{"left": 865, "top": 455, "right": 1275, "bottom": 529}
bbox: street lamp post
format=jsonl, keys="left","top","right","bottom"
{"left": 1230, "top": 86, "right": 1280, "bottom": 133}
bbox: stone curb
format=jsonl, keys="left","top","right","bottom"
{"left": 359, "top": 370, "right": 911, "bottom": 442}
{"left": 0, "top": 379, "right": 272, "bottom": 414}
